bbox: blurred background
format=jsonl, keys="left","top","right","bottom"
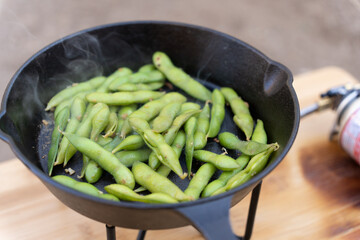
{"left": 0, "top": 0, "right": 359, "bottom": 161}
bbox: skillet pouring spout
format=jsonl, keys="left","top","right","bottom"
{"left": 0, "top": 21, "right": 300, "bottom": 239}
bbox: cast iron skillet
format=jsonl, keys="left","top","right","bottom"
{"left": 0, "top": 21, "right": 299, "bottom": 239}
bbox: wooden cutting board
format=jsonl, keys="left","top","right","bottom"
{"left": 1, "top": 67, "right": 360, "bottom": 240}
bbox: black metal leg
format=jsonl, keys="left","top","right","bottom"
{"left": 106, "top": 224, "right": 116, "bottom": 240}
{"left": 243, "top": 181, "right": 262, "bottom": 240}
{"left": 136, "top": 230, "right": 147, "bottom": 240}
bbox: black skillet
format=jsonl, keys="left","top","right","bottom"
{"left": 0, "top": 21, "right": 300, "bottom": 239}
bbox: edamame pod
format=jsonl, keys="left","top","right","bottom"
{"left": 225, "top": 145, "right": 277, "bottom": 190}
{"left": 148, "top": 109, "right": 200, "bottom": 169}
{"left": 53, "top": 90, "right": 90, "bottom": 119}
{"left": 48, "top": 107, "right": 70, "bottom": 176}
{"left": 143, "top": 129, "right": 186, "bottom": 179}
{"left": 180, "top": 102, "right": 201, "bottom": 113}
{"left": 193, "top": 150, "right": 240, "bottom": 171}
{"left": 164, "top": 109, "right": 201, "bottom": 144}
{"left": 129, "top": 70, "right": 165, "bottom": 84}
{"left": 64, "top": 103, "right": 107, "bottom": 165}
{"left": 201, "top": 155, "right": 250, "bottom": 198}
{"left": 207, "top": 89, "right": 225, "bottom": 138}
{"left": 120, "top": 92, "right": 186, "bottom": 138}
{"left": 62, "top": 132, "right": 135, "bottom": 189}
{"left": 85, "top": 160, "right": 103, "bottom": 184}
{"left": 136, "top": 130, "right": 185, "bottom": 192}
{"left": 52, "top": 175, "right": 119, "bottom": 201}
{"left": 218, "top": 132, "right": 278, "bottom": 156}
{"left": 95, "top": 135, "right": 114, "bottom": 146}
{"left": 46, "top": 76, "right": 105, "bottom": 111}
{"left": 220, "top": 87, "right": 254, "bottom": 140}
{"left": 116, "top": 81, "right": 165, "bottom": 92}
{"left": 132, "top": 162, "right": 192, "bottom": 201}
{"left": 55, "top": 97, "right": 86, "bottom": 166}
{"left": 184, "top": 163, "right": 217, "bottom": 199}
{"left": 86, "top": 90, "right": 165, "bottom": 105}
{"left": 138, "top": 64, "right": 155, "bottom": 72}
{"left": 112, "top": 135, "right": 145, "bottom": 153}
{"left": 152, "top": 102, "right": 182, "bottom": 133}
{"left": 104, "top": 111, "right": 118, "bottom": 138}
{"left": 90, "top": 105, "right": 110, "bottom": 141}
{"left": 184, "top": 116, "right": 197, "bottom": 176}
{"left": 153, "top": 52, "right": 212, "bottom": 101}
{"left": 202, "top": 120, "right": 267, "bottom": 197}
{"left": 96, "top": 67, "right": 132, "bottom": 93}
{"left": 105, "top": 184, "right": 178, "bottom": 204}
{"left": 114, "top": 148, "right": 152, "bottom": 167}
{"left": 194, "top": 101, "right": 210, "bottom": 150}
{"left": 117, "top": 104, "right": 138, "bottom": 135}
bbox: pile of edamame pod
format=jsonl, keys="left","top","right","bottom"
{"left": 46, "top": 51, "right": 279, "bottom": 204}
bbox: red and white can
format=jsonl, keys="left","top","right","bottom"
{"left": 338, "top": 97, "right": 360, "bottom": 165}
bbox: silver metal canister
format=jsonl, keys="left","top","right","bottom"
{"left": 301, "top": 84, "right": 360, "bottom": 165}
{"left": 337, "top": 96, "right": 360, "bottom": 165}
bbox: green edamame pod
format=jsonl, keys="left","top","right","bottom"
{"left": 120, "top": 92, "right": 186, "bottom": 138}
{"left": 86, "top": 90, "right": 165, "bottom": 105}
{"left": 193, "top": 150, "right": 240, "bottom": 171}
{"left": 46, "top": 76, "right": 105, "bottom": 111}
{"left": 104, "top": 111, "right": 118, "bottom": 138}
{"left": 117, "top": 104, "right": 138, "bottom": 135}
{"left": 52, "top": 175, "right": 119, "bottom": 201}
{"left": 202, "top": 120, "right": 267, "bottom": 197}
{"left": 184, "top": 163, "right": 217, "bottom": 199}
{"left": 97, "top": 67, "right": 132, "bottom": 93}
{"left": 105, "top": 184, "right": 178, "bottom": 204}
{"left": 201, "top": 155, "right": 249, "bottom": 198}
{"left": 138, "top": 64, "right": 155, "bottom": 72}
{"left": 83, "top": 131, "right": 124, "bottom": 181}
{"left": 116, "top": 81, "right": 165, "bottom": 92}
{"left": 62, "top": 132, "right": 135, "bottom": 189}
{"left": 114, "top": 148, "right": 152, "bottom": 167}
{"left": 85, "top": 160, "right": 103, "bottom": 183}
{"left": 90, "top": 105, "right": 110, "bottom": 141}
{"left": 129, "top": 117, "right": 186, "bottom": 179}
{"left": 96, "top": 135, "right": 114, "bottom": 146}
{"left": 220, "top": 87, "right": 254, "bottom": 140}
{"left": 225, "top": 145, "right": 277, "bottom": 190}
{"left": 53, "top": 90, "right": 90, "bottom": 119}
{"left": 112, "top": 134, "right": 145, "bottom": 153}
{"left": 164, "top": 109, "right": 201, "bottom": 144}
{"left": 194, "top": 101, "right": 210, "bottom": 150}
{"left": 64, "top": 103, "right": 107, "bottom": 165}
{"left": 55, "top": 97, "right": 86, "bottom": 166}
{"left": 144, "top": 129, "right": 186, "bottom": 179}
{"left": 53, "top": 175, "right": 100, "bottom": 196}
{"left": 108, "top": 70, "right": 164, "bottom": 91}
{"left": 132, "top": 162, "right": 193, "bottom": 201}
{"left": 184, "top": 116, "right": 197, "bottom": 176}
{"left": 148, "top": 109, "right": 200, "bottom": 169}
{"left": 180, "top": 102, "right": 201, "bottom": 113}
{"left": 218, "top": 132, "right": 278, "bottom": 156}
{"left": 207, "top": 89, "right": 225, "bottom": 138}
{"left": 108, "top": 75, "right": 131, "bottom": 91}
{"left": 153, "top": 52, "right": 211, "bottom": 101}
{"left": 251, "top": 119, "right": 267, "bottom": 144}
{"left": 152, "top": 102, "right": 182, "bottom": 133}
{"left": 129, "top": 70, "right": 165, "bottom": 84}
{"left": 48, "top": 107, "right": 70, "bottom": 176}
{"left": 135, "top": 130, "right": 185, "bottom": 193}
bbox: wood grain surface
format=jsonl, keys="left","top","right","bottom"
{"left": 1, "top": 67, "right": 360, "bottom": 240}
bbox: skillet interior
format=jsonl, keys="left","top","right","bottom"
{"left": 0, "top": 21, "right": 299, "bottom": 230}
